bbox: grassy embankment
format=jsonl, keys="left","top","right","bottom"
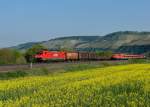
{"left": 0, "top": 59, "right": 149, "bottom": 80}
{"left": 0, "top": 64, "right": 149, "bottom": 106}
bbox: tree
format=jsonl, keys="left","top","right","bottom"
{"left": 25, "top": 44, "right": 47, "bottom": 62}
{"left": 60, "top": 47, "right": 74, "bottom": 52}
{"left": 0, "top": 49, "right": 26, "bottom": 64}
{"left": 96, "top": 51, "right": 113, "bottom": 57}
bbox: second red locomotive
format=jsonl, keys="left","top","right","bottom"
{"left": 111, "top": 54, "right": 145, "bottom": 60}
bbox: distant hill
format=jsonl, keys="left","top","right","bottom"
{"left": 10, "top": 42, "right": 40, "bottom": 52}
{"left": 10, "top": 36, "right": 100, "bottom": 51}
{"left": 42, "top": 36, "right": 99, "bottom": 50}
{"left": 9, "top": 31, "right": 150, "bottom": 54}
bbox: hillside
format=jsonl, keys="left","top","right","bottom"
{"left": 10, "top": 31, "right": 150, "bottom": 54}
{"left": 0, "top": 64, "right": 149, "bottom": 106}
{"left": 77, "top": 31, "right": 150, "bottom": 50}
{"left": 10, "top": 36, "right": 99, "bottom": 51}
{"left": 42, "top": 36, "right": 99, "bottom": 50}
{"left": 10, "top": 42, "right": 40, "bottom": 52}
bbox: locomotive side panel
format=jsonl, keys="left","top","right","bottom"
{"left": 35, "top": 51, "right": 66, "bottom": 61}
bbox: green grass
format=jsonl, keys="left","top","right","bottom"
{"left": 0, "top": 62, "right": 114, "bottom": 80}
{"left": 0, "top": 59, "right": 149, "bottom": 80}
{"left": 0, "top": 68, "right": 49, "bottom": 80}
{"left": 0, "top": 64, "right": 149, "bottom": 107}
{"left": 0, "top": 70, "right": 27, "bottom": 80}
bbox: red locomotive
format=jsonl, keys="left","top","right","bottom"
{"left": 111, "top": 54, "right": 145, "bottom": 60}
{"left": 35, "top": 51, "right": 66, "bottom": 61}
{"left": 34, "top": 50, "right": 145, "bottom": 61}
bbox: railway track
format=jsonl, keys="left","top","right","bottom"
{"left": 0, "top": 60, "right": 127, "bottom": 72}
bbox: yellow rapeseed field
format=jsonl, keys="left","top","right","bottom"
{"left": 0, "top": 64, "right": 150, "bottom": 107}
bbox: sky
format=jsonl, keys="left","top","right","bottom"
{"left": 0, "top": 0, "right": 150, "bottom": 48}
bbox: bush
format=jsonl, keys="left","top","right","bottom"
{"left": 40, "top": 67, "right": 49, "bottom": 75}
{"left": 100, "top": 62, "right": 111, "bottom": 67}
{"left": 0, "top": 70, "right": 27, "bottom": 80}
{"left": 0, "top": 67, "right": 50, "bottom": 80}
{"left": 65, "top": 64, "right": 100, "bottom": 72}
{"left": 0, "top": 49, "right": 26, "bottom": 65}
{"left": 28, "top": 67, "right": 49, "bottom": 76}
{"left": 15, "top": 56, "right": 27, "bottom": 64}
{"left": 128, "top": 59, "right": 148, "bottom": 64}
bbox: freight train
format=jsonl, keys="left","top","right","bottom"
{"left": 34, "top": 50, "right": 145, "bottom": 62}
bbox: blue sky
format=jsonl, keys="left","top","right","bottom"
{"left": 0, "top": 0, "right": 150, "bottom": 47}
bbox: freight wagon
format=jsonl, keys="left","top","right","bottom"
{"left": 78, "top": 52, "right": 89, "bottom": 60}
{"left": 88, "top": 52, "right": 97, "bottom": 60}
{"left": 66, "top": 52, "right": 79, "bottom": 61}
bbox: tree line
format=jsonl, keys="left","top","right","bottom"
{"left": 0, "top": 44, "right": 46, "bottom": 65}
{"left": 0, "top": 44, "right": 149, "bottom": 65}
